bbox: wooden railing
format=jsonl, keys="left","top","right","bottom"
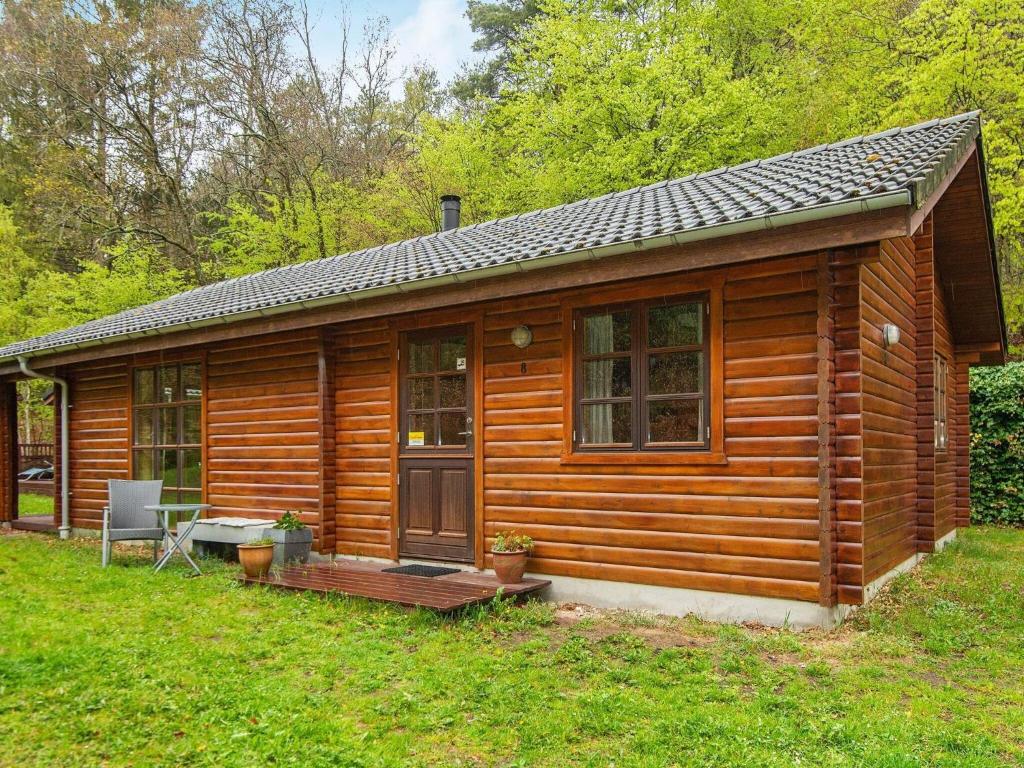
{"left": 18, "top": 443, "right": 53, "bottom": 471}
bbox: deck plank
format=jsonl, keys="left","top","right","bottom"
{"left": 239, "top": 562, "right": 549, "bottom": 612}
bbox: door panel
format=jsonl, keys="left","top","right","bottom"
{"left": 398, "top": 325, "right": 475, "bottom": 562}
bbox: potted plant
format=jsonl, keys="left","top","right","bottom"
{"left": 238, "top": 536, "right": 275, "bottom": 578}
{"left": 269, "top": 511, "right": 313, "bottom": 564}
{"left": 491, "top": 531, "right": 534, "bottom": 584}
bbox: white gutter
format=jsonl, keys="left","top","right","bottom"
{"left": 18, "top": 357, "right": 71, "bottom": 539}
{"left": 1, "top": 189, "right": 911, "bottom": 367}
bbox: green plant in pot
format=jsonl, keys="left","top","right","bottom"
{"left": 270, "top": 511, "right": 313, "bottom": 564}
{"left": 238, "top": 536, "right": 275, "bottom": 579}
{"left": 491, "top": 531, "right": 534, "bottom": 584}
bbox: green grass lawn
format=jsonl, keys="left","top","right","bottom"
{"left": 17, "top": 492, "right": 52, "bottom": 517}
{"left": 1, "top": 529, "right": 1022, "bottom": 767}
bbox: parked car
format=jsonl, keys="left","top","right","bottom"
{"left": 18, "top": 465, "right": 53, "bottom": 481}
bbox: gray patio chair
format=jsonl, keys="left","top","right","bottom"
{"left": 101, "top": 480, "right": 164, "bottom": 567}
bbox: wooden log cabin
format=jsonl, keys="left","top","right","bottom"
{"left": 0, "top": 112, "right": 1006, "bottom": 627}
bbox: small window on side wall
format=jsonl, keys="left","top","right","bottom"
{"left": 574, "top": 294, "right": 710, "bottom": 452}
{"left": 132, "top": 362, "right": 203, "bottom": 504}
{"left": 934, "top": 354, "right": 948, "bottom": 452}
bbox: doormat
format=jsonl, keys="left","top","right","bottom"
{"left": 383, "top": 564, "right": 463, "bottom": 578}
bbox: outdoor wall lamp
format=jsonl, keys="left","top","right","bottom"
{"left": 882, "top": 323, "right": 901, "bottom": 348}
{"left": 511, "top": 325, "right": 533, "bottom": 349}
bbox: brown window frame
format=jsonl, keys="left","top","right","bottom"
{"left": 130, "top": 361, "right": 204, "bottom": 504}
{"left": 934, "top": 353, "right": 948, "bottom": 452}
{"left": 572, "top": 292, "right": 712, "bottom": 453}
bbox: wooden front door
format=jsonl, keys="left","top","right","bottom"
{"left": 398, "top": 325, "right": 474, "bottom": 562}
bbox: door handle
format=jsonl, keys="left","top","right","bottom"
{"left": 458, "top": 417, "right": 473, "bottom": 437}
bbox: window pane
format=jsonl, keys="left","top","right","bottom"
{"left": 159, "top": 449, "right": 179, "bottom": 489}
{"left": 161, "top": 488, "right": 179, "bottom": 505}
{"left": 439, "top": 336, "right": 467, "bottom": 372}
{"left": 159, "top": 366, "right": 178, "bottom": 403}
{"left": 648, "top": 351, "right": 702, "bottom": 395}
{"left": 134, "top": 369, "right": 155, "bottom": 405}
{"left": 583, "top": 359, "right": 631, "bottom": 399}
{"left": 180, "top": 489, "right": 202, "bottom": 505}
{"left": 182, "top": 448, "right": 202, "bottom": 488}
{"left": 648, "top": 301, "right": 702, "bottom": 348}
{"left": 182, "top": 364, "right": 202, "bottom": 400}
{"left": 439, "top": 412, "right": 468, "bottom": 447}
{"left": 648, "top": 399, "right": 701, "bottom": 443}
{"left": 409, "top": 377, "right": 434, "bottom": 410}
{"left": 133, "top": 409, "right": 155, "bottom": 446}
{"left": 439, "top": 376, "right": 467, "bottom": 408}
{"left": 407, "top": 412, "right": 436, "bottom": 446}
{"left": 183, "top": 405, "right": 201, "bottom": 444}
{"left": 584, "top": 312, "right": 631, "bottom": 355}
{"left": 158, "top": 408, "right": 178, "bottom": 445}
{"left": 133, "top": 449, "right": 155, "bottom": 480}
{"left": 581, "top": 402, "right": 632, "bottom": 445}
{"left": 408, "top": 340, "right": 435, "bottom": 374}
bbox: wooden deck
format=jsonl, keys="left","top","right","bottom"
{"left": 11, "top": 514, "right": 56, "bottom": 532}
{"left": 239, "top": 559, "right": 550, "bottom": 612}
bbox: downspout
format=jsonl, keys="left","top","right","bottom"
{"left": 18, "top": 356, "right": 70, "bottom": 539}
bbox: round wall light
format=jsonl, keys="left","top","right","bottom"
{"left": 882, "top": 323, "right": 901, "bottom": 348}
{"left": 510, "top": 325, "right": 533, "bottom": 349}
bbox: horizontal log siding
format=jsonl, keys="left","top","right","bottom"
{"left": 205, "top": 330, "right": 323, "bottom": 544}
{"left": 67, "top": 359, "right": 131, "bottom": 529}
{"left": 833, "top": 251, "right": 864, "bottom": 604}
{"left": 954, "top": 359, "right": 971, "bottom": 528}
{"left": 0, "top": 383, "right": 16, "bottom": 523}
{"left": 479, "top": 255, "right": 822, "bottom": 601}
{"left": 914, "top": 219, "right": 939, "bottom": 551}
{"left": 861, "top": 238, "right": 918, "bottom": 584}
{"left": 333, "top": 320, "right": 393, "bottom": 559}
{"left": 932, "top": 258, "right": 957, "bottom": 542}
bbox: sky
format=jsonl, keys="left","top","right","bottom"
{"left": 298, "top": 0, "right": 481, "bottom": 95}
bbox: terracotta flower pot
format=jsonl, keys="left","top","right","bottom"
{"left": 238, "top": 543, "right": 274, "bottom": 578}
{"left": 492, "top": 550, "right": 528, "bottom": 584}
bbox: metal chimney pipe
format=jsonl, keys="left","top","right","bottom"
{"left": 440, "top": 195, "right": 461, "bottom": 231}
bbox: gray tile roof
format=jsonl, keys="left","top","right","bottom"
{"left": 0, "top": 111, "right": 982, "bottom": 362}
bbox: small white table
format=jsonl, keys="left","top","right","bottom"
{"left": 146, "top": 503, "right": 212, "bottom": 575}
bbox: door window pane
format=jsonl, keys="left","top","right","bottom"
{"left": 159, "top": 366, "right": 179, "bottom": 403}
{"left": 133, "top": 449, "right": 155, "bottom": 480}
{"left": 648, "top": 302, "right": 702, "bottom": 348}
{"left": 134, "top": 369, "right": 155, "bottom": 405}
{"left": 584, "top": 312, "right": 631, "bottom": 354}
{"left": 408, "top": 340, "right": 435, "bottom": 374}
{"left": 439, "top": 336, "right": 467, "bottom": 372}
{"left": 408, "top": 412, "right": 436, "bottom": 447}
{"left": 648, "top": 351, "right": 702, "bottom": 395}
{"left": 438, "top": 376, "right": 467, "bottom": 409}
{"left": 439, "top": 412, "right": 468, "bottom": 447}
{"left": 409, "top": 378, "right": 434, "bottom": 410}
{"left": 648, "top": 399, "right": 701, "bottom": 443}
{"left": 583, "top": 359, "right": 631, "bottom": 399}
{"left": 179, "top": 489, "right": 202, "bottom": 505}
{"left": 183, "top": 405, "right": 201, "bottom": 444}
{"left": 581, "top": 402, "right": 632, "bottom": 445}
{"left": 182, "top": 364, "right": 202, "bottom": 400}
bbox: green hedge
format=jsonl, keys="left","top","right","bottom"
{"left": 970, "top": 362, "right": 1024, "bottom": 526}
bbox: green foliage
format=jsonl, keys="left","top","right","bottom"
{"left": 273, "top": 511, "right": 305, "bottom": 531}
{"left": 244, "top": 536, "right": 275, "bottom": 547}
{"left": 492, "top": 529, "right": 534, "bottom": 552}
{"left": 969, "top": 363, "right": 1024, "bottom": 525}
{"left": 2, "top": 528, "right": 1024, "bottom": 765}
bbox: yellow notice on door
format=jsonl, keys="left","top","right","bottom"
{"left": 408, "top": 431, "right": 425, "bottom": 446}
